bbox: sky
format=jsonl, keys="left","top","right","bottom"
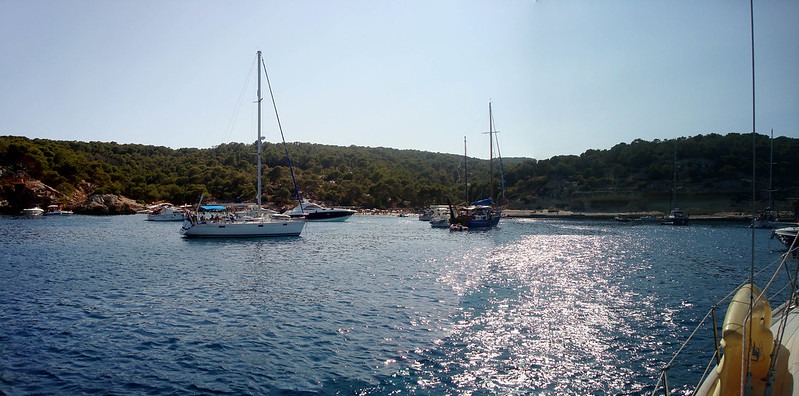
{"left": 1, "top": 0, "right": 797, "bottom": 160}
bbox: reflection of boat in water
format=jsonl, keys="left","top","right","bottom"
{"left": 449, "top": 223, "right": 468, "bottom": 232}
{"left": 180, "top": 51, "right": 305, "bottom": 238}
{"left": 146, "top": 203, "right": 185, "bottom": 221}
{"left": 285, "top": 202, "right": 356, "bottom": 222}
{"left": 21, "top": 206, "right": 44, "bottom": 216}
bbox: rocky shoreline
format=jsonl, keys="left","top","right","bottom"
{"left": 0, "top": 176, "right": 145, "bottom": 215}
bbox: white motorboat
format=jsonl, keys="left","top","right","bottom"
{"left": 180, "top": 51, "right": 305, "bottom": 238}
{"left": 146, "top": 203, "right": 185, "bottom": 221}
{"left": 43, "top": 204, "right": 73, "bottom": 216}
{"left": 284, "top": 201, "right": 356, "bottom": 222}
{"left": 21, "top": 206, "right": 44, "bottom": 216}
{"left": 428, "top": 206, "right": 453, "bottom": 228}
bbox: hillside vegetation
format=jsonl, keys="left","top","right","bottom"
{"left": 0, "top": 133, "right": 797, "bottom": 215}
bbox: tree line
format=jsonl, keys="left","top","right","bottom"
{"left": 1, "top": 133, "right": 796, "bottom": 213}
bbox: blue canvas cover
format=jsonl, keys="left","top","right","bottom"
{"left": 198, "top": 205, "right": 227, "bottom": 211}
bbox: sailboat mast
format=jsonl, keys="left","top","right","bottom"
{"left": 489, "top": 102, "right": 494, "bottom": 203}
{"left": 671, "top": 140, "right": 677, "bottom": 212}
{"left": 768, "top": 129, "right": 774, "bottom": 210}
{"left": 257, "top": 51, "right": 263, "bottom": 216}
{"left": 464, "top": 136, "right": 468, "bottom": 203}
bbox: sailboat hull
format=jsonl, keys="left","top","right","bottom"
{"left": 180, "top": 219, "right": 305, "bottom": 238}
{"left": 467, "top": 216, "right": 500, "bottom": 228}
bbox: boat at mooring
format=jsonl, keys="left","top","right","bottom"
{"left": 180, "top": 51, "right": 305, "bottom": 238}
{"left": 43, "top": 204, "right": 73, "bottom": 216}
{"left": 146, "top": 203, "right": 185, "bottom": 221}
{"left": 21, "top": 206, "right": 44, "bottom": 216}
{"left": 284, "top": 201, "right": 356, "bottom": 222}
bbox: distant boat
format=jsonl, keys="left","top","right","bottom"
{"left": 453, "top": 102, "right": 502, "bottom": 229}
{"left": 43, "top": 204, "right": 73, "bottom": 216}
{"left": 661, "top": 208, "right": 689, "bottom": 226}
{"left": 426, "top": 205, "right": 452, "bottom": 228}
{"left": 661, "top": 141, "right": 688, "bottom": 226}
{"left": 285, "top": 201, "right": 356, "bottom": 222}
{"left": 146, "top": 203, "right": 185, "bottom": 221}
{"left": 753, "top": 130, "right": 780, "bottom": 228}
{"left": 458, "top": 198, "right": 501, "bottom": 228}
{"left": 180, "top": 51, "right": 305, "bottom": 238}
{"left": 419, "top": 205, "right": 449, "bottom": 221}
{"left": 21, "top": 206, "right": 44, "bottom": 216}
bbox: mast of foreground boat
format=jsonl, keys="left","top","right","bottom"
{"left": 257, "top": 50, "right": 263, "bottom": 218}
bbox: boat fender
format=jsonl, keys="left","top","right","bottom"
{"left": 712, "top": 283, "right": 773, "bottom": 396}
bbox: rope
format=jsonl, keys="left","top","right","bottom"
{"left": 259, "top": 55, "right": 303, "bottom": 209}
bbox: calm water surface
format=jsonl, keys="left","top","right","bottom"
{"left": 0, "top": 214, "right": 788, "bottom": 394}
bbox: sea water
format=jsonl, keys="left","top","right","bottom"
{"left": 0, "top": 214, "right": 788, "bottom": 394}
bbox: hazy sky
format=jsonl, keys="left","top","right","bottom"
{"left": 2, "top": 0, "right": 797, "bottom": 160}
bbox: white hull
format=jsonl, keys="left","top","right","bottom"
{"left": 180, "top": 218, "right": 305, "bottom": 238}
{"left": 43, "top": 211, "right": 73, "bottom": 216}
{"left": 430, "top": 217, "right": 450, "bottom": 228}
{"left": 303, "top": 213, "right": 354, "bottom": 222}
{"left": 22, "top": 207, "right": 44, "bottom": 216}
{"left": 285, "top": 202, "right": 356, "bottom": 222}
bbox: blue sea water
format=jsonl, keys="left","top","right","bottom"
{"left": 0, "top": 214, "right": 789, "bottom": 395}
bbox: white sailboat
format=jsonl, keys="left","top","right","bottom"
{"left": 180, "top": 51, "right": 305, "bottom": 238}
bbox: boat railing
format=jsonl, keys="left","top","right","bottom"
{"left": 651, "top": 250, "right": 799, "bottom": 395}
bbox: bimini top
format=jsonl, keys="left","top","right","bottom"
{"left": 198, "top": 205, "right": 227, "bottom": 211}
{"left": 471, "top": 198, "right": 493, "bottom": 206}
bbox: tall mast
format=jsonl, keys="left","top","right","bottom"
{"left": 257, "top": 51, "right": 263, "bottom": 216}
{"left": 768, "top": 129, "right": 774, "bottom": 209}
{"left": 670, "top": 140, "right": 677, "bottom": 212}
{"left": 489, "top": 102, "right": 494, "bottom": 203}
{"left": 464, "top": 136, "right": 468, "bottom": 203}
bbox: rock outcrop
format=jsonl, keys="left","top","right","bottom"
{"left": 74, "top": 194, "right": 143, "bottom": 215}
{"left": 0, "top": 171, "right": 144, "bottom": 215}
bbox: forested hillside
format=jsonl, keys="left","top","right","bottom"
{"left": 0, "top": 133, "right": 797, "bottom": 215}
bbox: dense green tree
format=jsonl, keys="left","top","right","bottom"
{"left": 1, "top": 133, "right": 798, "bottom": 213}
